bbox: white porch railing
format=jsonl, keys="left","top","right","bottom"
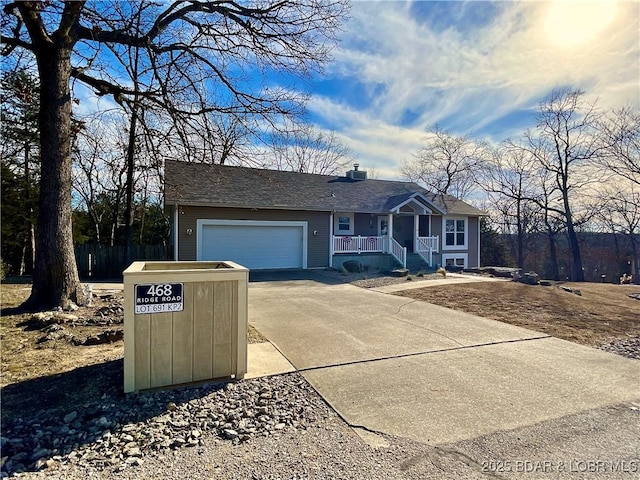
{"left": 415, "top": 236, "right": 439, "bottom": 267}
{"left": 390, "top": 238, "right": 407, "bottom": 268}
{"left": 333, "top": 235, "right": 385, "bottom": 254}
{"left": 416, "top": 236, "right": 439, "bottom": 253}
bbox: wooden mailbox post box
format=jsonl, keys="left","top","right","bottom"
{"left": 123, "top": 261, "right": 248, "bottom": 393}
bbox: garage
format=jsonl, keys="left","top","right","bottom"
{"left": 197, "top": 220, "right": 307, "bottom": 269}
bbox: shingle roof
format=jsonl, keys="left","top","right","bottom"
{"left": 164, "top": 160, "right": 485, "bottom": 216}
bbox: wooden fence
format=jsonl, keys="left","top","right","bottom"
{"left": 75, "top": 244, "right": 171, "bottom": 280}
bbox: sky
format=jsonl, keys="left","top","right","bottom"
{"left": 67, "top": 0, "right": 640, "bottom": 181}
{"left": 302, "top": 0, "right": 640, "bottom": 179}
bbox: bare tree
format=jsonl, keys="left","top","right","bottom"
{"left": 597, "top": 106, "right": 640, "bottom": 185}
{"left": 1, "top": 0, "right": 348, "bottom": 309}
{"left": 267, "top": 121, "right": 351, "bottom": 174}
{"left": 72, "top": 112, "right": 131, "bottom": 246}
{"left": 517, "top": 88, "right": 605, "bottom": 282}
{"left": 596, "top": 182, "right": 640, "bottom": 284}
{"left": 482, "top": 145, "right": 538, "bottom": 269}
{"left": 402, "top": 126, "right": 487, "bottom": 200}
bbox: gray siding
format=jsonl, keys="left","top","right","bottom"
{"left": 468, "top": 216, "right": 479, "bottom": 268}
{"left": 431, "top": 215, "right": 443, "bottom": 241}
{"left": 353, "top": 213, "right": 379, "bottom": 236}
{"left": 176, "top": 206, "right": 330, "bottom": 268}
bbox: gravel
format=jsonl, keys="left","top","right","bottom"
{"left": 0, "top": 373, "right": 488, "bottom": 480}
{"left": 597, "top": 335, "right": 640, "bottom": 360}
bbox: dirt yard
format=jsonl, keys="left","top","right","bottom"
{"left": 0, "top": 284, "right": 265, "bottom": 391}
{"left": 394, "top": 281, "right": 640, "bottom": 347}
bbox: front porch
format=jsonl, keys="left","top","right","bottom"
{"left": 330, "top": 210, "right": 439, "bottom": 269}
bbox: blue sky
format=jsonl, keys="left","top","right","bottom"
{"left": 302, "top": 0, "right": 640, "bottom": 178}
{"left": 71, "top": 1, "right": 639, "bottom": 180}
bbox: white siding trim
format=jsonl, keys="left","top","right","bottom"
{"left": 196, "top": 219, "right": 308, "bottom": 268}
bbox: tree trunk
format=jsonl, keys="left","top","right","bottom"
{"left": 23, "top": 45, "right": 85, "bottom": 310}
{"left": 516, "top": 199, "right": 524, "bottom": 269}
{"left": 123, "top": 107, "right": 137, "bottom": 268}
{"left": 547, "top": 231, "right": 560, "bottom": 281}
{"left": 562, "top": 191, "right": 585, "bottom": 282}
{"left": 565, "top": 222, "right": 584, "bottom": 281}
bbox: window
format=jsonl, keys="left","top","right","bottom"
{"left": 442, "top": 253, "right": 468, "bottom": 269}
{"left": 334, "top": 212, "right": 354, "bottom": 235}
{"left": 444, "top": 217, "right": 467, "bottom": 248}
{"left": 338, "top": 216, "right": 351, "bottom": 231}
{"left": 445, "top": 257, "right": 465, "bottom": 267}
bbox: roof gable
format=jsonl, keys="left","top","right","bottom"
{"left": 164, "top": 161, "right": 485, "bottom": 216}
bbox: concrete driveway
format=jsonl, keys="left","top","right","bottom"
{"left": 249, "top": 277, "right": 640, "bottom": 447}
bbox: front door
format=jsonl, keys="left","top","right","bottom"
{"left": 378, "top": 216, "right": 389, "bottom": 236}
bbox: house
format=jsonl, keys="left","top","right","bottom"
{"left": 164, "top": 160, "right": 485, "bottom": 271}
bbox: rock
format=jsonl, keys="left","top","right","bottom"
{"left": 481, "top": 266, "right": 519, "bottom": 278}
{"left": 629, "top": 293, "right": 640, "bottom": 301}
{"left": 64, "top": 412, "right": 78, "bottom": 424}
{"left": 54, "top": 313, "right": 79, "bottom": 323}
{"left": 64, "top": 302, "right": 79, "bottom": 312}
{"left": 390, "top": 268, "right": 408, "bottom": 277}
{"left": 0, "top": 374, "right": 332, "bottom": 477}
{"left": 30, "top": 448, "right": 50, "bottom": 461}
{"left": 124, "top": 447, "right": 141, "bottom": 457}
{"left": 172, "top": 437, "right": 186, "bottom": 447}
{"left": 540, "top": 280, "right": 552, "bottom": 286}
{"left": 342, "top": 260, "right": 364, "bottom": 273}
{"left": 75, "top": 329, "right": 124, "bottom": 346}
{"left": 223, "top": 429, "right": 239, "bottom": 440}
{"left": 559, "top": 286, "right": 582, "bottom": 296}
{"left": 515, "top": 271, "right": 540, "bottom": 285}
{"left": 598, "top": 336, "right": 640, "bottom": 360}
{"left": 26, "top": 312, "right": 56, "bottom": 329}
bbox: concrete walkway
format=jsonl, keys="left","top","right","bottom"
{"left": 371, "top": 272, "right": 508, "bottom": 293}
{"left": 248, "top": 279, "right": 639, "bottom": 446}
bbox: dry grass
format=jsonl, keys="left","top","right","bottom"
{"left": 394, "top": 281, "right": 640, "bottom": 346}
{"left": 1, "top": 284, "right": 266, "bottom": 389}
{"left": 1, "top": 284, "right": 124, "bottom": 388}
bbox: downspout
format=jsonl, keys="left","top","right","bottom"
{"left": 174, "top": 204, "right": 179, "bottom": 261}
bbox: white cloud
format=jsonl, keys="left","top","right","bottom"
{"left": 310, "top": 1, "right": 640, "bottom": 174}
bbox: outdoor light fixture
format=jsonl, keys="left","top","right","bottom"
{"left": 186, "top": 228, "right": 193, "bottom": 236}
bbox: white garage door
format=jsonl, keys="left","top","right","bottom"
{"left": 198, "top": 220, "right": 306, "bottom": 269}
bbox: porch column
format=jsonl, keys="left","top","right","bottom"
{"left": 387, "top": 213, "right": 393, "bottom": 253}
{"left": 329, "top": 213, "right": 334, "bottom": 268}
{"left": 414, "top": 214, "right": 420, "bottom": 253}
